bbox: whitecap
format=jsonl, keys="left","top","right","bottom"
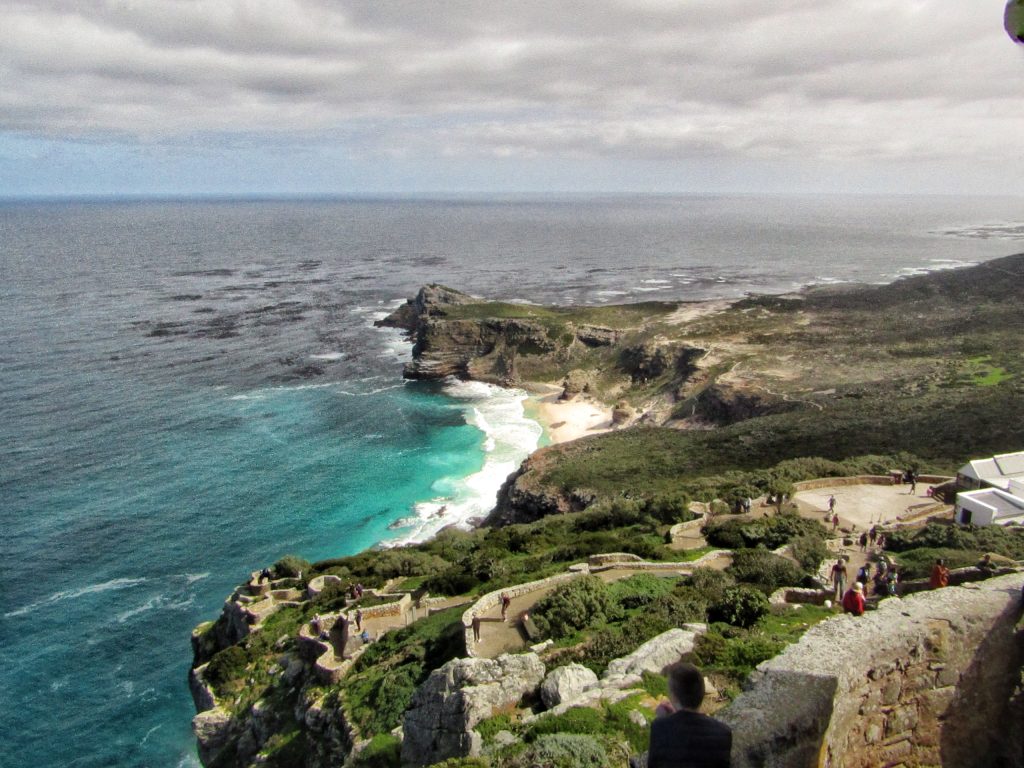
{"left": 140, "top": 724, "right": 163, "bottom": 746}
{"left": 309, "top": 352, "right": 345, "bottom": 361}
{"left": 4, "top": 577, "right": 147, "bottom": 619}
{"left": 181, "top": 572, "right": 210, "bottom": 585}
{"left": 382, "top": 379, "right": 542, "bottom": 547}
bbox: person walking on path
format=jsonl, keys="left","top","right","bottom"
{"left": 471, "top": 613, "right": 482, "bottom": 643}
{"left": 648, "top": 662, "right": 732, "bottom": 768}
{"left": 828, "top": 495, "right": 836, "bottom": 515}
{"left": 842, "top": 582, "right": 866, "bottom": 616}
{"left": 831, "top": 512, "right": 839, "bottom": 532}
{"left": 500, "top": 593, "right": 511, "bottom": 622}
{"left": 335, "top": 614, "right": 350, "bottom": 660}
{"left": 354, "top": 609, "right": 363, "bottom": 632}
{"left": 930, "top": 558, "right": 950, "bottom": 589}
{"left": 830, "top": 557, "right": 848, "bottom": 603}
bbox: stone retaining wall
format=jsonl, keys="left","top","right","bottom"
{"left": 668, "top": 510, "right": 706, "bottom": 538}
{"left": 792, "top": 474, "right": 952, "bottom": 492}
{"left": 720, "top": 572, "right": 1024, "bottom": 768}
{"left": 462, "top": 572, "right": 584, "bottom": 657}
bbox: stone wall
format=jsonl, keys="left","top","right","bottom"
{"left": 720, "top": 572, "right": 1024, "bottom": 768}
{"left": 792, "top": 474, "right": 952, "bottom": 492}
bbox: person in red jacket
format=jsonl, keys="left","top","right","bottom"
{"left": 930, "top": 558, "right": 950, "bottom": 589}
{"left": 842, "top": 582, "right": 866, "bottom": 616}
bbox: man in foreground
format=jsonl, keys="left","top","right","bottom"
{"left": 648, "top": 662, "right": 732, "bottom": 768}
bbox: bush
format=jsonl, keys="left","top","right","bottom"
{"left": 885, "top": 523, "right": 1024, "bottom": 560}
{"left": 205, "top": 645, "right": 249, "bottom": 690}
{"left": 686, "top": 568, "right": 735, "bottom": 605}
{"left": 789, "top": 534, "right": 829, "bottom": 573}
{"left": 527, "top": 707, "right": 607, "bottom": 740}
{"left": 532, "top": 576, "right": 621, "bottom": 640}
{"left": 708, "top": 585, "right": 769, "bottom": 628}
{"left": 727, "top": 549, "right": 806, "bottom": 593}
{"left": 892, "top": 547, "right": 982, "bottom": 580}
{"left": 350, "top": 735, "right": 401, "bottom": 768}
{"left": 705, "top": 514, "right": 826, "bottom": 550}
{"left": 273, "top": 555, "right": 311, "bottom": 579}
{"left": 509, "top": 733, "right": 610, "bottom": 768}
{"left": 423, "top": 566, "right": 480, "bottom": 596}
{"left": 605, "top": 574, "right": 676, "bottom": 609}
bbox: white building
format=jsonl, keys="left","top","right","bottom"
{"left": 955, "top": 451, "right": 1024, "bottom": 526}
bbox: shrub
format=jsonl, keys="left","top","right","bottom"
{"left": 686, "top": 568, "right": 735, "bottom": 605}
{"left": 532, "top": 577, "right": 620, "bottom": 639}
{"left": 273, "top": 555, "right": 311, "bottom": 579}
{"left": 527, "top": 707, "right": 607, "bottom": 740}
{"left": 423, "top": 566, "right": 480, "bottom": 596}
{"left": 570, "top": 628, "right": 637, "bottom": 675}
{"left": 708, "top": 585, "right": 769, "bottom": 628}
{"left": 789, "top": 534, "right": 829, "bottom": 573}
{"left": 892, "top": 547, "right": 982, "bottom": 580}
{"left": 885, "top": 523, "right": 1024, "bottom": 560}
{"left": 643, "top": 493, "right": 695, "bottom": 524}
{"left": 727, "top": 549, "right": 806, "bottom": 593}
{"left": 605, "top": 573, "right": 676, "bottom": 609}
{"left": 204, "top": 645, "right": 249, "bottom": 690}
{"left": 509, "top": 733, "right": 610, "bottom": 768}
{"left": 350, "top": 735, "right": 401, "bottom": 768}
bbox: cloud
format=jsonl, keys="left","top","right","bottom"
{"left": 0, "top": 0, "right": 1020, "bottom": 188}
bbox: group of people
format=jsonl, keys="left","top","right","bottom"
{"left": 858, "top": 525, "right": 886, "bottom": 552}
{"left": 309, "top": 609, "right": 373, "bottom": 660}
{"left": 831, "top": 556, "right": 901, "bottom": 616}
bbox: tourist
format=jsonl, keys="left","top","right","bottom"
{"left": 856, "top": 563, "right": 871, "bottom": 591}
{"left": 311, "top": 614, "right": 322, "bottom": 637}
{"left": 828, "top": 495, "right": 836, "bottom": 514}
{"left": 259, "top": 567, "right": 272, "bottom": 584}
{"left": 744, "top": 497, "right": 752, "bottom": 514}
{"left": 842, "top": 582, "right": 866, "bottom": 616}
{"left": 831, "top": 513, "right": 839, "bottom": 532}
{"left": 336, "top": 614, "right": 350, "bottom": 659}
{"left": 859, "top": 532, "right": 869, "bottom": 552}
{"left": 886, "top": 565, "right": 899, "bottom": 596}
{"left": 830, "top": 557, "right": 848, "bottom": 603}
{"left": 930, "top": 558, "right": 950, "bottom": 589}
{"left": 355, "top": 609, "right": 363, "bottom": 631}
{"left": 500, "top": 592, "right": 511, "bottom": 622}
{"left": 876, "top": 532, "right": 886, "bottom": 550}
{"left": 977, "top": 553, "right": 996, "bottom": 575}
{"left": 868, "top": 526, "right": 878, "bottom": 546}
{"left": 648, "top": 662, "right": 731, "bottom": 768}
{"left": 360, "top": 629, "right": 372, "bottom": 644}
{"left": 471, "top": 613, "right": 482, "bottom": 643}
{"left": 873, "top": 562, "right": 888, "bottom": 595}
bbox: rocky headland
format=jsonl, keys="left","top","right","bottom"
{"left": 190, "top": 253, "right": 1024, "bottom": 768}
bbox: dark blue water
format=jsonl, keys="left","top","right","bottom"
{"left": 1, "top": 196, "right": 1020, "bottom": 767}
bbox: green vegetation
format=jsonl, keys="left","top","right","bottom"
{"left": 342, "top": 606, "right": 466, "bottom": 736}
{"left": 704, "top": 513, "right": 826, "bottom": 551}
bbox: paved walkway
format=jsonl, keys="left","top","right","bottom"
{"left": 793, "top": 483, "right": 947, "bottom": 532}
{"left": 471, "top": 556, "right": 732, "bottom": 659}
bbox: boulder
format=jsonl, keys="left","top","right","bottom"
{"left": 603, "top": 626, "right": 707, "bottom": 687}
{"left": 402, "top": 653, "right": 546, "bottom": 766}
{"left": 540, "top": 664, "right": 599, "bottom": 709}
{"left": 192, "top": 707, "right": 233, "bottom": 765}
{"left": 576, "top": 325, "right": 622, "bottom": 347}
{"left": 612, "top": 400, "right": 636, "bottom": 426}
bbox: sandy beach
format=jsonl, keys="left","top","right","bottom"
{"left": 529, "top": 384, "right": 613, "bottom": 444}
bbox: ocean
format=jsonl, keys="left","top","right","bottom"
{"left": 0, "top": 195, "right": 1020, "bottom": 767}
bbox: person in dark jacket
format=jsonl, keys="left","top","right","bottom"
{"left": 648, "top": 662, "right": 731, "bottom": 768}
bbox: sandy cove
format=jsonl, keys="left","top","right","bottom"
{"left": 528, "top": 384, "right": 614, "bottom": 445}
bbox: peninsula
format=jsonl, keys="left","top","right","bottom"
{"left": 190, "top": 253, "right": 1024, "bottom": 768}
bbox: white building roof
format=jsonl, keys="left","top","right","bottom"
{"left": 959, "top": 450, "right": 1024, "bottom": 489}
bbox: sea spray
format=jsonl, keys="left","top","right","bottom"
{"left": 384, "top": 379, "right": 543, "bottom": 545}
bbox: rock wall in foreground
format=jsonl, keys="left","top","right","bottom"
{"left": 719, "top": 572, "right": 1024, "bottom": 768}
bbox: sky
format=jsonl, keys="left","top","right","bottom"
{"left": 1, "top": 0, "right": 1022, "bottom": 197}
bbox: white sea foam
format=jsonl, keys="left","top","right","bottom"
{"left": 383, "top": 379, "right": 542, "bottom": 546}
{"left": 641, "top": 278, "right": 671, "bottom": 284}
{"left": 4, "top": 577, "right": 147, "bottom": 618}
{"left": 310, "top": 352, "right": 345, "bottom": 361}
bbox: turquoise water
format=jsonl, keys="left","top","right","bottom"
{"left": 1, "top": 196, "right": 1020, "bottom": 767}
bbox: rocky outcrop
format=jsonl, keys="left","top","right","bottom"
{"left": 576, "top": 325, "right": 622, "bottom": 347}
{"left": 693, "top": 382, "right": 798, "bottom": 425}
{"left": 561, "top": 369, "right": 593, "bottom": 399}
{"left": 602, "top": 624, "right": 707, "bottom": 688}
{"left": 401, "top": 653, "right": 546, "bottom": 766}
{"left": 540, "top": 664, "right": 600, "bottom": 709}
{"left": 193, "top": 707, "right": 234, "bottom": 766}
{"left": 487, "top": 447, "right": 595, "bottom": 526}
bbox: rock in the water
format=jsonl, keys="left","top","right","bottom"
{"left": 402, "top": 653, "right": 546, "bottom": 767}
{"left": 540, "top": 663, "right": 599, "bottom": 709}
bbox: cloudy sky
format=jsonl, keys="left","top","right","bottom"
{"left": 1, "top": 0, "right": 1021, "bottom": 196}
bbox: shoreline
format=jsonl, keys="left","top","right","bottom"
{"left": 526, "top": 383, "right": 614, "bottom": 445}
